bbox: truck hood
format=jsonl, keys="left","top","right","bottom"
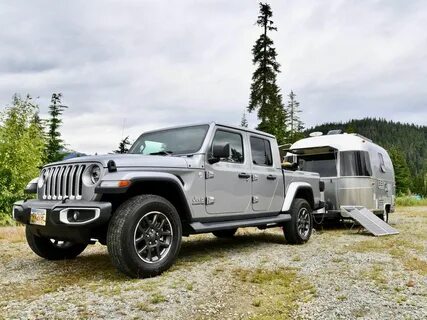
{"left": 48, "top": 154, "right": 190, "bottom": 169}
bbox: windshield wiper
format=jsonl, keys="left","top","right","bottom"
{"left": 149, "top": 151, "right": 173, "bottom": 156}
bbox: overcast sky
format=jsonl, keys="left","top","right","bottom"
{"left": 1, "top": 0, "right": 426, "bottom": 154}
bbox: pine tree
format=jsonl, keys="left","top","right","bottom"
{"left": 248, "top": 2, "right": 287, "bottom": 144}
{"left": 45, "top": 93, "right": 68, "bottom": 163}
{"left": 286, "top": 90, "right": 304, "bottom": 143}
{"left": 240, "top": 109, "right": 248, "bottom": 128}
{"left": 114, "top": 136, "right": 131, "bottom": 154}
{"left": 389, "top": 147, "right": 411, "bottom": 195}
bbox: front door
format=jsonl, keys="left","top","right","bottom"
{"left": 205, "top": 129, "right": 252, "bottom": 214}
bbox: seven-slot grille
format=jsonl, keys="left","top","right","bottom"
{"left": 40, "top": 164, "right": 87, "bottom": 200}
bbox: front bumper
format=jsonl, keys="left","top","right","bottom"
{"left": 13, "top": 199, "right": 112, "bottom": 227}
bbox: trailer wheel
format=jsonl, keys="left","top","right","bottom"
{"left": 283, "top": 198, "right": 313, "bottom": 244}
{"left": 107, "top": 194, "right": 182, "bottom": 278}
{"left": 379, "top": 209, "right": 389, "bottom": 223}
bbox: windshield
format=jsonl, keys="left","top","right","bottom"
{"left": 129, "top": 125, "right": 209, "bottom": 155}
{"left": 298, "top": 153, "right": 337, "bottom": 177}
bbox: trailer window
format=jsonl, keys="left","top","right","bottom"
{"left": 340, "top": 151, "right": 372, "bottom": 176}
{"left": 378, "top": 153, "right": 386, "bottom": 172}
{"left": 298, "top": 153, "right": 337, "bottom": 177}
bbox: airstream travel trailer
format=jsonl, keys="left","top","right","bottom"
{"left": 286, "top": 131, "right": 395, "bottom": 222}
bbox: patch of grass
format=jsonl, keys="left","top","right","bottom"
{"left": 351, "top": 307, "right": 369, "bottom": 318}
{"left": 331, "top": 257, "right": 344, "bottom": 263}
{"left": 350, "top": 237, "right": 423, "bottom": 254}
{"left": 0, "top": 226, "right": 25, "bottom": 242}
{"left": 361, "top": 264, "right": 388, "bottom": 286}
{"left": 1, "top": 250, "right": 129, "bottom": 303}
{"left": 348, "top": 214, "right": 427, "bottom": 276}
{"left": 150, "top": 292, "right": 167, "bottom": 304}
{"left": 291, "top": 255, "right": 301, "bottom": 262}
{"left": 185, "top": 282, "right": 194, "bottom": 291}
{"left": 136, "top": 302, "right": 155, "bottom": 312}
{"left": 403, "top": 256, "right": 427, "bottom": 276}
{"left": 337, "top": 295, "right": 347, "bottom": 301}
{"left": 396, "top": 196, "right": 427, "bottom": 207}
{"left": 233, "top": 267, "right": 315, "bottom": 320}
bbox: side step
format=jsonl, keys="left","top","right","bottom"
{"left": 341, "top": 206, "right": 399, "bottom": 236}
{"left": 189, "top": 213, "right": 291, "bottom": 234}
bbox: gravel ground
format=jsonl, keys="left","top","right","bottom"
{"left": 1, "top": 207, "right": 426, "bottom": 320}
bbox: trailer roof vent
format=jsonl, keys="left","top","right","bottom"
{"left": 327, "top": 129, "right": 343, "bottom": 135}
{"left": 309, "top": 131, "right": 323, "bottom": 137}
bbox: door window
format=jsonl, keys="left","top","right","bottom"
{"left": 250, "top": 137, "right": 273, "bottom": 166}
{"left": 210, "top": 130, "right": 244, "bottom": 163}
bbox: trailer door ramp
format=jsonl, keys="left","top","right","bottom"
{"left": 341, "top": 206, "right": 399, "bottom": 236}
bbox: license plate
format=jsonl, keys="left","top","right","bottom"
{"left": 30, "top": 208, "right": 46, "bottom": 226}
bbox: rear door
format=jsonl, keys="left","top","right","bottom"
{"left": 205, "top": 128, "right": 252, "bottom": 214}
{"left": 250, "top": 136, "right": 281, "bottom": 211}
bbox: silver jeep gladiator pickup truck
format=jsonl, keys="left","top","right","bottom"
{"left": 13, "top": 122, "right": 323, "bottom": 278}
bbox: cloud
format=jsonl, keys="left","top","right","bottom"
{"left": 0, "top": 0, "right": 426, "bottom": 154}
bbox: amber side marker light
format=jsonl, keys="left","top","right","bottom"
{"left": 118, "top": 180, "right": 131, "bottom": 188}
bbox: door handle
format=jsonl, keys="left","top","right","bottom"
{"left": 238, "top": 173, "right": 251, "bottom": 179}
{"left": 267, "top": 175, "right": 277, "bottom": 180}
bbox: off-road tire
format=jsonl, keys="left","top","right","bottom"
{"left": 107, "top": 194, "right": 182, "bottom": 278}
{"left": 212, "top": 228, "right": 238, "bottom": 238}
{"left": 25, "top": 226, "right": 87, "bottom": 260}
{"left": 283, "top": 198, "right": 313, "bottom": 244}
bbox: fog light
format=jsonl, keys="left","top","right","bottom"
{"left": 60, "top": 208, "right": 100, "bottom": 224}
{"left": 73, "top": 211, "right": 80, "bottom": 221}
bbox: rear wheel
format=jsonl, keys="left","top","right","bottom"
{"left": 25, "top": 226, "right": 87, "bottom": 260}
{"left": 107, "top": 195, "right": 182, "bottom": 278}
{"left": 379, "top": 209, "right": 389, "bottom": 223}
{"left": 212, "top": 228, "right": 237, "bottom": 238}
{"left": 283, "top": 198, "right": 313, "bottom": 244}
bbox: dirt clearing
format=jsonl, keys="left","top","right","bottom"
{"left": 1, "top": 207, "right": 426, "bottom": 319}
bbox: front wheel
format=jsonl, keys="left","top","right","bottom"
{"left": 283, "top": 198, "right": 313, "bottom": 244}
{"left": 107, "top": 195, "right": 182, "bottom": 278}
{"left": 25, "top": 226, "right": 87, "bottom": 260}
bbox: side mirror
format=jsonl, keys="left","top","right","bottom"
{"left": 208, "top": 144, "right": 230, "bottom": 164}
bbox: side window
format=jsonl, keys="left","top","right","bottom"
{"left": 211, "top": 130, "right": 244, "bottom": 163}
{"left": 378, "top": 153, "right": 386, "bottom": 172}
{"left": 250, "top": 137, "right": 273, "bottom": 166}
{"left": 340, "top": 151, "right": 372, "bottom": 176}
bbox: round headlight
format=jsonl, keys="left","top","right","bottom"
{"left": 90, "top": 165, "right": 101, "bottom": 184}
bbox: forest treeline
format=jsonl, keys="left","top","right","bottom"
{"left": 308, "top": 118, "right": 427, "bottom": 196}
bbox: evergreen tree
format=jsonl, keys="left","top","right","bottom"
{"left": 45, "top": 93, "right": 67, "bottom": 163}
{"left": 240, "top": 109, "right": 248, "bottom": 128}
{"left": 114, "top": 136, "right": 131, "bottom": 154}
{"left": 248, "top": 2, "right": 287, "bottom": 144}
{"left": 389, "top": 147, "right": 412, "bottom": 195}
{"left": 286, "top": 90, "right": 304, "bottom": 143}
